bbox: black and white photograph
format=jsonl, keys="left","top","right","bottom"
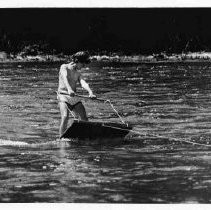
{"left": 0, "top": 0, "right": 211, "bottom": 205}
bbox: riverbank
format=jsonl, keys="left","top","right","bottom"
{"left": 1, "top": 51, "right": 211, "bottom": 64}
{"left": 92, "top": 51, "right": 211, "bottom": 63}
{"left": 0, "top": 54, "right": 68, "bottom": 63}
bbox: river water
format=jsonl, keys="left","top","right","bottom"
{"left": 0, "top": 61, "right": 211, "bottom": 203}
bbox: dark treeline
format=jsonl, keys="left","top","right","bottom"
{"left": 0, "top": 8, "right": 210, "bottom": 55}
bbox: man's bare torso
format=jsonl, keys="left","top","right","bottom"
{"left": 58, "top": 62, "right": 81, "bottom": 93}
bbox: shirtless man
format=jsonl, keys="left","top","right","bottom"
{"left": 57, "top": 51, "right": 96, "bottom": 137}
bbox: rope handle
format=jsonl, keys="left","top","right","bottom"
{"left": 57, "top": 91, "right": 108, "bottom": 102}
{"left": 57, "top": 91, "right": 126, "bottom": 125}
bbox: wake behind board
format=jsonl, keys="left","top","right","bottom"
{"left": 60, "top": 120, "right": 132, "bottom": 140}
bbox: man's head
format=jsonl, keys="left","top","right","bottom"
{"left": 72, "top": 51, "right": 91, "bottom": 65}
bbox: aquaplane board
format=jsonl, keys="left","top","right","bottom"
{"left": 60, "top": 120, "right": 132, "bottom": 140}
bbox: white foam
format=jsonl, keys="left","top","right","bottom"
{"left": 0, "top": 139, "right": 29, "bottom": 146}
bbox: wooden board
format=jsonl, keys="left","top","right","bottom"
{"left": 60, "top": 120, "right": 132, "bottom": 140}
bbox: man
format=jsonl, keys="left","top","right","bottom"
{"left": 57, "top": 51, "right": 96, "bottom": 137}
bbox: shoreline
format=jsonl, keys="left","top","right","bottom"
{"left": 1, "top": 53, "right": 211, "bottom": 65}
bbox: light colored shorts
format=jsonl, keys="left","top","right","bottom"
{"left": 57, "top": 93, "right": 82, "bottom": 110}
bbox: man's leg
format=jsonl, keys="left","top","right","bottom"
{"left": 59, "top": 102, "right": 70, "bottom": 137}
{"left": 72, "top": 102, "right": 88, "bottom": 121}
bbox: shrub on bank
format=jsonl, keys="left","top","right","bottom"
{"left": 0, "top": 51, "right": 8, "bottom": 60}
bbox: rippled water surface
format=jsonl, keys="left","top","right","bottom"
{"left": 0, "top": 61, "right": 211, "bottom": 203}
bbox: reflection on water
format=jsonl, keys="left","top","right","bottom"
{"left": 0, "top": 61, "right": 211, "bottom": 203}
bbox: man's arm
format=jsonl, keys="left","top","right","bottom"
{"left": 60, "top": 65, "right": 75, "bottom": 96}
{"left": 80, "top": 78, "right": 96, "bottom": 98}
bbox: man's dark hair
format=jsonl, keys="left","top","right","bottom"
{"left": 72, "top": 51, "right": 91, "bottom": 64}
